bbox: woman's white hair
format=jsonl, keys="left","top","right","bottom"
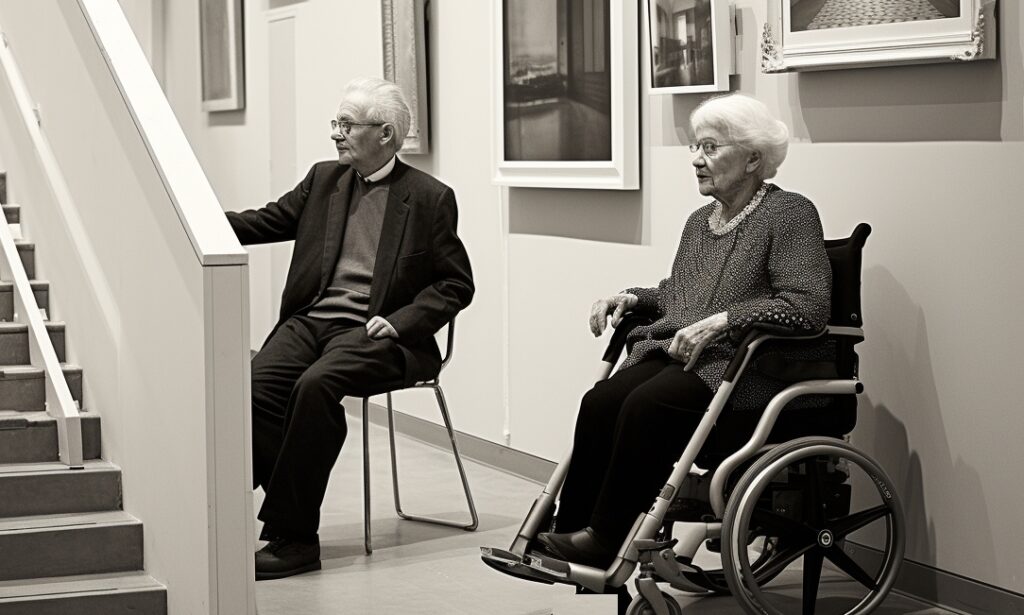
{"left": 691, "top": 94, "right": 790, "bottom": 179}
{"left": 343, "top": 77, "right": 412, "bottom": 151}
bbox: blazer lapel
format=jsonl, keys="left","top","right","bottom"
{"left": 319, "top": 169, "right": 358, "bottom": 291}
{"left": 368, "top": 176, "right": 410, "bottom": 316}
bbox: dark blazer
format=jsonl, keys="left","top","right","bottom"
{"left": 227, "top": 159, "right": 475, "bottom": 384}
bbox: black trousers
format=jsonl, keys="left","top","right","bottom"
{"left": 251, "top": 315, "right": 406, "bottom": 542}
{"left": 555, "top": 354, "right": 714, "bottom": 543}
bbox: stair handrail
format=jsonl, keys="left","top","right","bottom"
{"left": 0, "top": 212, "right": 82, "bottom": 468}
{"left": 0, "top": 18, "right": 83, "bottom": 470}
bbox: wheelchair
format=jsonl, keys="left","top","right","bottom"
{"left": 481, "top": 223, "right": 905, "bottom": 614}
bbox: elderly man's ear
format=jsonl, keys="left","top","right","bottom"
{"left": 380, "top": 124, "right": 395, "bottom": 146}
{"left": 745, "top": 151, "right": 762, "bottom": 175}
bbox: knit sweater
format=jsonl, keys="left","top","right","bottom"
{"left": 622, "top": 183, "right": 833, "bottom": 409}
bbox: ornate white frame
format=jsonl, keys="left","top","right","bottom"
{"left": 644, "top": 0, "right": 733, "bottom": 95}
{"left": 761, "top": 0, "right": 996, "bottom": 73}
{"left": 493, "top": 0, "right": 640, "bottom": 190}
{"left": 382, "top": 0, "right": 430, "bottom": 154}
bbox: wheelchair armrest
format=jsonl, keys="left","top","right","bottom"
{"left": 601, "top": 313, "right": 655, "bottom": 363}
{"left": 721, "top": 325, "right": 828, "bottom": 384}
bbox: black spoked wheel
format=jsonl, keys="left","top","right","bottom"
{"left": 625, "top": 592, "right": 684, "bottom": 615}
{"left": 722, "top": 437, "right": 905, "bottom": 615}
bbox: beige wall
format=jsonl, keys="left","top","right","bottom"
{"left": 145, "top": 0, "right": 1024, "bottom": 594}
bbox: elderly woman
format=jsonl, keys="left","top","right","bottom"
{"left": 536, "top": 94, "right": 832, "bottom": 568}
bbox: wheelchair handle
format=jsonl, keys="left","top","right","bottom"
{"left": 601, "top": 312, "right": 654, "bottom": 364}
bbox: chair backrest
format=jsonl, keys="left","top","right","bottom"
{"left": 824, "top": 222, "right": 871, "bottom": 329}
{"left": 824, "top": 223, "right": 871, "bottom": 380}
{"left": 439, "top": 318, "right": 457, "bottom": 372}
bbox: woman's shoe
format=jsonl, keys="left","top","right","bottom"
{"left": 536, "top": 527, "right": 617, "bottom": 569}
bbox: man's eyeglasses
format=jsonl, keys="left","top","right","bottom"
{"left": 331, "top": 119, "right": 385, "bottom": 135}
{"left": 688, "top": 141, "right": 735, "bottom": 157}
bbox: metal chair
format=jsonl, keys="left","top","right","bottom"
{"left": 360, "top": 318, "right": 479, "bottom": 554}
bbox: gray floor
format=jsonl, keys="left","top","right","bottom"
{"left": 254, "top": 417, "right": 957, "bottom": 614}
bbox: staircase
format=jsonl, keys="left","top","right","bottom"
{"left": 0, "top": 172, "right": 167, "bottom": 614}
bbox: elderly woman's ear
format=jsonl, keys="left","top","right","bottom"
{"left": 746, "top": 150, "right": 763, "bottom": 175}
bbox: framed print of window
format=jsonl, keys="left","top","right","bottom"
{"left": 494, "top": 0, "right": 640, "bottom": 190}
{"left": 200, "top": 0, "right": 245, "bottom": 111}
{"left": 382, "top": 0, "right": 430, "bottom": 154}
{"left": 645, "top": 0, "right": 733, "bottom": 94}
{"left": 762, "top": 0, "right": 996, "bottom": 73}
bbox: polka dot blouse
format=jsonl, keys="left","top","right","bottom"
{"left": 621, "top": 184, "right": 833, "bottom": 409}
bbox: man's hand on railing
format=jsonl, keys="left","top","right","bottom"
{"left": 668, "top": 311, "right": 728, "bottom": 371}
{"left": 589, "top": 293, "right": 639, "bottom": 336}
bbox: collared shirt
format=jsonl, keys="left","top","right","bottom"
{"left": 360, "top": 156, "right": 397, "bottom": 184}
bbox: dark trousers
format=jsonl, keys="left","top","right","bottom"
{"left": 555, "top": 354, "right": 714, "bottom": 543}
{"left": 251, "top": 315, "right": 406, "bottom": 542}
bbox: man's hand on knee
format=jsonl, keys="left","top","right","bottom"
{"left": 366, "top": 316, "right": 398, "bottom": 339}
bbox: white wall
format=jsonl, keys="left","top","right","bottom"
{"left": 149, "top": 0, "right": 1024, "bottom": 595}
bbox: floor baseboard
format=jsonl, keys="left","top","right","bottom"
{"left": 846, "top": 541, "right": 1024, "bottom": 615}
{"left": 346, "top": 400, "right": 556, "bottom": 485}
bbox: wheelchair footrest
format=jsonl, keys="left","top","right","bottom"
{"left": 480, "top": 547, "right": 568, "bottom": 586}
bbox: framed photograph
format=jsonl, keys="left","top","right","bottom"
{"left": 762, "top": 0, "right": 997, "bottom": 72}
{"left": 644, "top": 0, "right": 732, "bottom": 94}
{"left": 494, "top": 0, "right": 639, "bottom": 190}
{"left": 383, "top": 0, "right": 430, "bottom": 155}
{"left": 200, "top": 0, "right": 245, "bottom": 111}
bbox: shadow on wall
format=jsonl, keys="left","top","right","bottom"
{"left": 792, "top": 59, "right": 1004, "bottom": 142}
{"left": 854, "top": 265, "right": 998, "bottom": 594}
{"left": 508, "top": 187, "right": 643, "bottom": 245}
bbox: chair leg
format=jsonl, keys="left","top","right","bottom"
{"left": 362, "top": 397, "right": 372, "bottom": 555}
{"left": 387, "top": 385, "right": 479, "bottom": 531}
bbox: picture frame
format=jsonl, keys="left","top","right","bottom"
{"left": 494, "top": 0, "right": 639, "bottom": 190}
{"left": 200, "top": 0, "right": 245, "bottom": 111}
{"left": 644, "top": 0, "right": 733, "bottom": 95}
{"left": 382, "top": 0, "right": 430, "bottom": 155}
{"left": 762, "top": 0, "right": 997, "bottom": 73}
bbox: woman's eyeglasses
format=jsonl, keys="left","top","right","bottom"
{"left": 688, "top": 141, "right": 735, "bottom": 157}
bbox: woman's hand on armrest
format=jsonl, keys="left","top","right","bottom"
{"left": 589, "top": 293, "right": 639, "bottom": 336}
{"left": 668, "top": 312, "right": 728, "bottom": 369}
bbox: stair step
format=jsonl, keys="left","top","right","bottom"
{"left": 1, "top": 205, "right": 17, "bottom": 225}
{"left": 0, "top": 322, "right": 66, "bottom": 364}
{"left": 0, "top": 511, "right": 143, "bottom": 582}
{"left": 0, "top": 412, "right": 101, "bottom": 464}
{"left": 0, "top": 460, "right": 120, "bottom": 518}
{"left": 0, "top": 364, "right": 82, "bottom": 412}
{"left": 0, "top": 282, "right": 49, "bottom": 322}
{"left": 13, "top": 243, "right": 32, "bottom": 280}
{"left": 0, "top": 572, "right": 166, "bottom": 615}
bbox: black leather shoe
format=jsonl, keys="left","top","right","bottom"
{"left": 536, "top": 527, "right": 617, "bottom": 569}
{"left": 255, "top": 538, "right": 321, "bottom": 581}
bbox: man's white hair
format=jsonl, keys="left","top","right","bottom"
{"left": 343, "top": 77, "right": 412, "bottom": 151}
{"left": 691, "top": 94, "right": 790, "bottom": 179}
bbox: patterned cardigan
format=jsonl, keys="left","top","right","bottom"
{"left": 622, "top": 184, "right": 832, "bottom": 409}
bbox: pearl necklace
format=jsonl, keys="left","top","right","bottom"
{"left": 708, "top": 183, "right": 769, "bottom": 236}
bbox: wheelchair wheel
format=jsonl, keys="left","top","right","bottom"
{"left": 624, "top": 592, "right": 683, "bottom": 615}
{"left": 721, "top": 437, "right": 905, "bottom": 615}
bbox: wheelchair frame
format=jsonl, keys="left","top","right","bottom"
{"left": 482, "top": 321, "right": 903, "bottom": 614}
{"left": 482, "top": 222, "right": 904, "bottom": 614}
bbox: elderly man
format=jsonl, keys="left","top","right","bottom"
{"left": 227, "top": 77, "right": 474, "bottom": 580}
